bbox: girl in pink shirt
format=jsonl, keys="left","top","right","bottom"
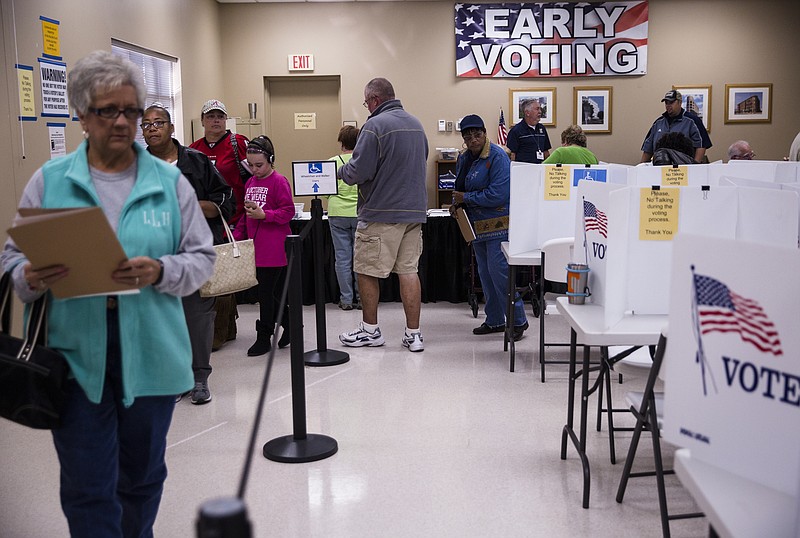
{"left": 233, "top": 136, "right": 295, "bottom": 355}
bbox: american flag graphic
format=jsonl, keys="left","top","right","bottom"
{"left": 693, "top": 274, "right": 782, "bottom": 356}
{"left": 454, "top": 2, "right": 649, "bottom": 78}
{"left": 583, "top": 200, "right": 607, "bottom": 238}
{"left": 498, "top": 109, "right": 508, "bottom": 146}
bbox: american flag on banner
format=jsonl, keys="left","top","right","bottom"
{"left": 454, "top": 2, "right": 649, "bottom": 78}
{"left": 498, "top": 109, "right": 508, "bottom": 145}
{"left": 583, "top": 200, "right": 607, "bottom": 238}
{"left": 693, "top": 274, "right": 783, "bottom": 356}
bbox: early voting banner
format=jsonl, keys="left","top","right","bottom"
{"left": 455, "top": 1, "right": 648, "bottom": 77}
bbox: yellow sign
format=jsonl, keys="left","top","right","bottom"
{"left": 17, "top": 66, "right": 35, "bottom": 117}
{"left": 544, "top": 166, "right": 570, "bottom": 200}
{"left": 294, "top": 112, "right": 316, "bottom": 130}
{"left": 41, "top": 19, "right": 60, "bottom": 58}
{"left": 661, "top": 165, "right": 688, "bottom": 186}
{"left": 639, "top": 188, "right": 679, "bottom": 241}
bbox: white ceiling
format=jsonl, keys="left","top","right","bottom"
{"left": 217, "top": 0, "right": 433, "bottom": 3}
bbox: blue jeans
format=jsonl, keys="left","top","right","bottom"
{"left": 51, "top": 301, "right": 176, "bottom": 538}
{"left": 473, "top": 238, "right": 527, "bottom": 328}
{"left": 328, "top": 216, "right": 358, "bottom": 304}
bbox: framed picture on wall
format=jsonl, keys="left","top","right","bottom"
{"left": 573, "top": 86, "right": 612, "bottom": 133}
{"left": 674, "top": 85, "right": 711, "bottom": 131}
{"left": 725, "top": 83, "right": 772, "bottom": 124}
{"left": 509, "top": 88, "right": 556, "bottom": 127}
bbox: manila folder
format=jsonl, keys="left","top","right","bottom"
{"left": 454, "top": 206, "right": 476, "bottom": 243}
{"left": 7, "top": 207, "right": 136, "bottom": 299}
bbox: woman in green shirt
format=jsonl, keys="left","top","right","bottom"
{"left": 542, "top": 125, "right": 599, "bottom": 165}
{"left": 328, "top": 125, "right": 360, "bottom": 309}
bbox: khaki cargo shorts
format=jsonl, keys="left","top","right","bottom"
{"left": 353, "top": 222, "right": 423, "bottom": 278}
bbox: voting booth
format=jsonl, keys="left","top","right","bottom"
{"left": 571, "top": 165, "right": 800, "bottom": 329}
{"left": 663, "top": 234, "right": 800, "bottom": 501}
{"left": 508, "top": 162, "right": 630, "bottom": 255}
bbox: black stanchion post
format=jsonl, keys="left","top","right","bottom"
{"left": 303, "top": 197, "right": 350, "bottom": 367}
{"left": 263, "top": 234, "right": 338, "bottom": 463}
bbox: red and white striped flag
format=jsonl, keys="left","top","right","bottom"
{"left": 498, "top": 108, "right": 508, "bottom": 146}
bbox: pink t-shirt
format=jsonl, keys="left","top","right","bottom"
{"left": 232, "top": 171, "right": 295, "bottom": 267}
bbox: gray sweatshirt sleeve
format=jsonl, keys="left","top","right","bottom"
{"left": 1, "top": 170, "right": 216, "bottom": 300}
{"left": 1, "top": 168, "right": 46, "bottom": 303}
{"left": 154, "top": 174, "right": 216, "bottom": 297}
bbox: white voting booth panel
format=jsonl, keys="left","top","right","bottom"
{"left": 509, "top": 162, "right": 629, "bottom": 255}
{"left": 630, "top": 164, "right": 714, "bottom": 187}
{"left": 577, "top": 183, "right": 799, "bottom": 329}
{"left": 663, "top": 234, "right": 800, "bottom": 498}
{"left": 708, "top": 160, "right": 800, "bottom": 185}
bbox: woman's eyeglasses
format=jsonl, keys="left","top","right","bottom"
{"left": 140, "top": 120, "right": 168, "bottom": 130}
{"left": 88, "top": 106, "right": 144, "bottom": 120}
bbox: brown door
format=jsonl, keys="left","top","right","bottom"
{"left": 264, "top": 76, "right": 341, "bottom": 202}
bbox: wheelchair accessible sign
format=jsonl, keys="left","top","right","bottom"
{"left": 291, "top": 160, "right": 338, "bottom": 196}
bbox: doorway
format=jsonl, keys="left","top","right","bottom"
{"left": 264, "top": 76, "right": 341, "bottom": 202}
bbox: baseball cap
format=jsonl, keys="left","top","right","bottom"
{"left": 460, "top": 114, "right": 485, "bottom": 131}
{"left": 201, "top": 99, "right": 227, "bottom": 116}
{"left": 661, "top": 90, "right": 682, "bottom": 103}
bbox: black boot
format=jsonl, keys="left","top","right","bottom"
{"left": 278, "top": 306, "right": 291, "bottom": 349}
{"left": 247, "top": 320, "right": 271, "bottom": 356}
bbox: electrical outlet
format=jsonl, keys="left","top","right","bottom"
{"left": 446, "top": 121, "right": 453, "bottom": 132}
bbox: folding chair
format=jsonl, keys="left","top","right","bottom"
{"left": 615, "top": 330, "right": 704, "bottom": 538}
{"left": 596, "top": 344, "right": 655, "bottom": 463}
{"left": 536, "top": 237, "right": 574, "bottom": 382}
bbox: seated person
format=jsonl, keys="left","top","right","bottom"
{"left": 543, "top": 125, "right": 599, "bottom": 165}
{"left": 727, "top": 140, "right": 755, "bottom": 161}
{"left": 652, "top": 132, "right": 696, "bottom": 166}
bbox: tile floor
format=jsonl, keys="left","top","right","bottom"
{"left": 0, "top": 301, "right": 708, "bottom": 537}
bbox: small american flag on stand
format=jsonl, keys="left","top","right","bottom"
{"left": 497, "top": 108, "right": 508, "bottom": 146}
{"left": 583, "top": 200, "right": 607, "bottom": 238}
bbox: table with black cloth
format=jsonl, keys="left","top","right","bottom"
{"left": 276, "top": 215, "right": 473, "bottom": 306}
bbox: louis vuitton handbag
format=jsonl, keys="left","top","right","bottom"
{"left": 0, "top": 271, "right": 69, "bottom": 429}
{"left": 199, "top": 206, "right": 258, "bottom": 298}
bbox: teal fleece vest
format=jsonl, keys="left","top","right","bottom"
{"left": 40, "top": 141, "right": 193, "bottom": 406}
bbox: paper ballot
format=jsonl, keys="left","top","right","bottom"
{"left": 7, "top": 207, "right": 139, "bottom": 298}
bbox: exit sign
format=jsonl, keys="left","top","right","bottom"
{"left": 288, "top": 54, "right": 314, "bottom": 71}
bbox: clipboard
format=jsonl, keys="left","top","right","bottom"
{"left": 454, "top": 206, "right": 476, "bottom": 243}
{"left": 7, "top": 207, "right": 139, "bottom": 299}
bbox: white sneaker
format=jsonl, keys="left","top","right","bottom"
{"left": 339, "top": 323, "right": 385, "bottom": 347}
{"left": 402, "top": 331, "right": 424, "bottom": 352}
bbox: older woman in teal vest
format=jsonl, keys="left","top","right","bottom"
{"left": 1, "top": 51, "right": 214, "bottom": 537}
{"left": 451, "top": 114, "right": 528, "bottom": 341}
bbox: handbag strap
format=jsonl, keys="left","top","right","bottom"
{"left": 213, "top": 204, "right": 241, "bottom": 258}
{"left": 18, "top": 296, "right": 48, "bottom": 362}
{"left": 230, "top": 132, "right": 251, "bottom": 180}
{"left": 1, "top": 272, "right": 11, "bottom": 335}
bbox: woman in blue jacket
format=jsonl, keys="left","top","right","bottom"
{"left": 452, "top": 114, "right": 528, "bottom": 340}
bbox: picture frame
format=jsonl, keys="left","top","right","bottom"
{"left": 724, "top": 83, "right": 772, "bottom": 124}
{"left": 673, "top": 85, "right": 712, "bottom": 132}
{"left": 573, "top": 86, "right": 612, "bottom": 133}
{"left": 509, "top": 88, "right": 556, "bottom": 127}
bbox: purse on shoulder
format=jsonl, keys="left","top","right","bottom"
{"left": 199, "top": 206, "right": 258, "bottom": 298}
{"left": 0, "top": 271, "right": 69, "bottom": 429}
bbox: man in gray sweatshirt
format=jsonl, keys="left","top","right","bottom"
{"left": 337, "top": 77, "right": 429, "bottom": 352}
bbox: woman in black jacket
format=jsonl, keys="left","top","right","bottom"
{"left": 143, "top": 103, "right": 234, "bottom": 405}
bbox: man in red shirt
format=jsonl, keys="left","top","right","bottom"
{"left": 190, "top": 99, "right": 251, "bottom": 350}
{"left": 190, "top": 99, "right": 250, "bottom": 225}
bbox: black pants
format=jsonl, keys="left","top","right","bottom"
{"left": 256, "top": 266, "right": 289, "bottom": 335}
